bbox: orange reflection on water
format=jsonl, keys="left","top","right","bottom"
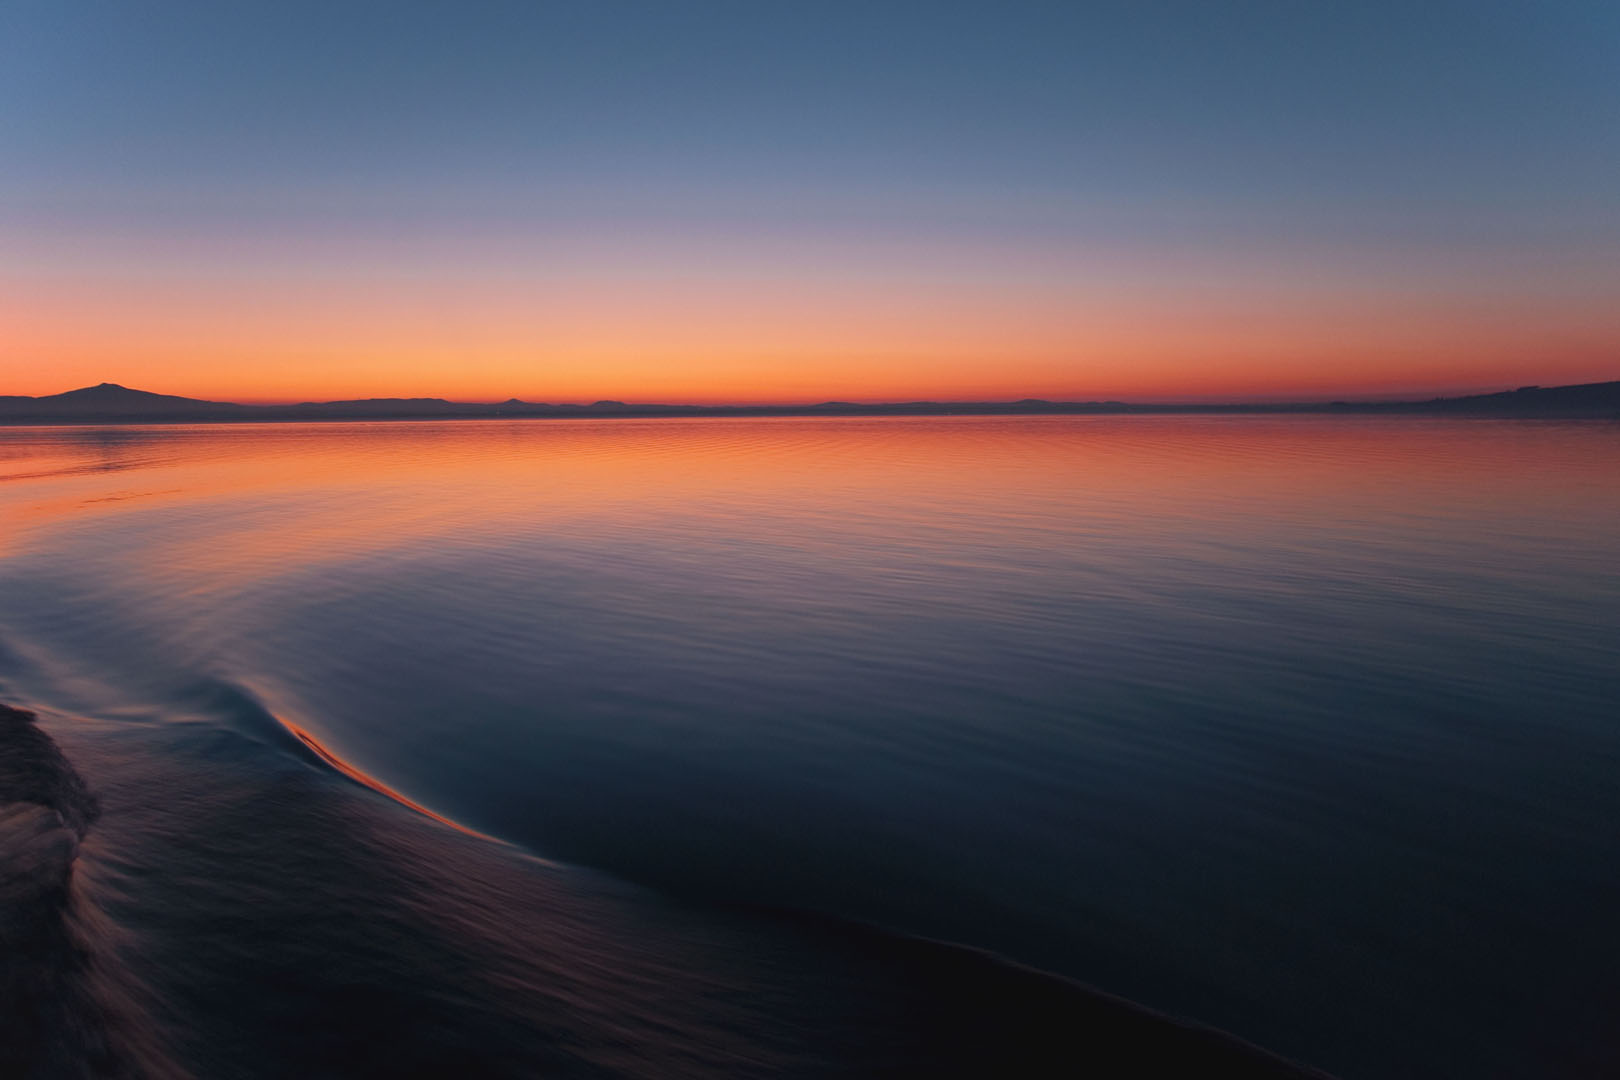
{"left": 3, "top": 415, "right": 1618, "bottom": 592}
{"left": 280, "top": 717, "right": 502, "bottom": 845}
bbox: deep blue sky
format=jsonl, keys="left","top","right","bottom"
{"left": 4, "top": 1, "right": 1618, "bottom": 400}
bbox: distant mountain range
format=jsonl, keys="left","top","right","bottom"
{"left": 1, "top": 380, "right": 1617, "bottom": 423}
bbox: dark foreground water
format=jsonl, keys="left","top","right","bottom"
{"left": 1, "top": 416, "right": 1617, "bottom": 1078}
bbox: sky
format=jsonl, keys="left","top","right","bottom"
{"left": 3, "top": 0, "right": 1618, "bottom": 403}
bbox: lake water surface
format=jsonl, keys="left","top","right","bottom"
{"left": 2, "top": 415, "right": 1617, "bottom": 1078}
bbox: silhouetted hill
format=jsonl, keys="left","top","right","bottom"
{"left": 4, "top": 382, "right": 251, "bottom": 419}
{"left": 1, "top": 380, "right": 1616, "bottom": 424}
{"left": 1401, "top": 381, "right": 1620, "bottom": 416}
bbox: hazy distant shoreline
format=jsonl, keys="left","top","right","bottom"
{"left": 2, "top": 379, "right": 1617, "bottom": 425}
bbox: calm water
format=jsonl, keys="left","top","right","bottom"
{"left": 2, "top": 415, "right": 1618, "bottom": 1078}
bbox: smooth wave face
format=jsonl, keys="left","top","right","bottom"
{"left": 2, "top": 702, "right": 1326, "bottom": 1080}
{"left": 2, "top": 416, "right": 1619, "bottom": 1078}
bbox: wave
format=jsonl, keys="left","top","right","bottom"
{"left": 266, "top": 707, "right": 1332, "bottom": 1075}
{"left": 184, "top": 679, "right": 506, "bottom": 846}
{"left": 2, "top": 697, "right": 1332, "bottom": 1078}
{"left": 0, "top": 704, "right": 183, "bottom": 1079}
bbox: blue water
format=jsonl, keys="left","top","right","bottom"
{"left": 2, "top": 415, "right": 1618, "bottom": 1077}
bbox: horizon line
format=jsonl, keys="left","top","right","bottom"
{"left": 12, "top": 377, "right": 1611, "bottom": 410}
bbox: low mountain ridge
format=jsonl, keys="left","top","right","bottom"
{"left": 1, "top": 380, "right": 1616, "bottom": 423}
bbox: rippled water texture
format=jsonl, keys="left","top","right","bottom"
{"left": 2, "top": 415, "right": 1618, "bottom": 1078}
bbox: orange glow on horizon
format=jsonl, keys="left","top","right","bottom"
{"left": 7, "top": 292, "right": 1616, "bottom": 405}
{"left": 6, "top": 227, "right": 1617, "bottom": 404}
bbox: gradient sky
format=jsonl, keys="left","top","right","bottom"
{"left": 4, "top": 0, "right": 1618, "bottom": 403}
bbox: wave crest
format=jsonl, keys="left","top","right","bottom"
{"left": 0, "top": 704, "right": 182, "bottom": 1080}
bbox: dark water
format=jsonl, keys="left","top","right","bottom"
{"left": 2, "top": 416, "right": 1617, "bottom": 1078}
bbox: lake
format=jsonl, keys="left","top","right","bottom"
{"left": 2, "top": 415, "right": 1617, "bottom": 1078}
